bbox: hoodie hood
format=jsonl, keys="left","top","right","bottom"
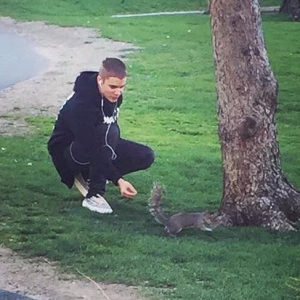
{"left": 73, "top": 71, "right": 99, "bottom": 101}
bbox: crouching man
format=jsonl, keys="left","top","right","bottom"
{"left": 48, "top": 58, "right": 154, "bottom": 213}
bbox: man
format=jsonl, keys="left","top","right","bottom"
{"left": 48, "top": 58, "right": 154, "bottom": 214}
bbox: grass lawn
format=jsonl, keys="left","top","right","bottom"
{"left": 0, "top": 0, "right": 283, "bottom": 20}
{"left": 0, "top": 1, "right": 300, "bottom": 300}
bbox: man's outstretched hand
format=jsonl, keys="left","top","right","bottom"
{"left": 117, "top": 178, "right": 137, "bottom": 198}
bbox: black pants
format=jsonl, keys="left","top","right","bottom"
{"left": 64, "top": 124, "right": 154, "bottom": 197}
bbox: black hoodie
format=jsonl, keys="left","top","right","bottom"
{"left": 48, "top": 71, "right": 123, "bottom": 189}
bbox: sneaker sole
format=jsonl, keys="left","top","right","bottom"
{"left": 74, "top": 174, "right": 89, "bottom": 197}
{"left": 82, "top": 202, "right": 113, "bottom": 214}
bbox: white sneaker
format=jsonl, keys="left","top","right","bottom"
{"left": 74, "top": 173, "right": 89, "bottom": 197}
{"left": 82, "top": 195, "right": 113, "bottom": 214}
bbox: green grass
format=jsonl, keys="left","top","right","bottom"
{"left": 0, "top": 0, "right": 282, "bottom": 22}
{"left": 1, "top": 1, "right": 300, "bottom": 300}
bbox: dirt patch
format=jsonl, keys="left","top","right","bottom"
{"left": 0, "top": 247, "right": 144, "bottom": 300}
{"left": 0, "top": 17, "right": 145, "bottom": 300}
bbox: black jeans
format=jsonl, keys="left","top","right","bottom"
{"left": 64, "top": 124, "right": 154, "bottom": 197}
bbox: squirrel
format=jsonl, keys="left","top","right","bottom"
{"left": 149, "top": 182, "right": 218, "bottom": 235}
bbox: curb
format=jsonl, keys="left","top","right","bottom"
{"left": 0, "top": 290, "right": 36, "bottom": 300}
{"left": 112, "top": 6, "right": 280, "bottom": 18}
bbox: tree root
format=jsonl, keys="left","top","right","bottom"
{"left": 220, "top": 195, "right": 299, "bottom": 231}
{"left": 262, "top": 214, "right": 297, "bottom": 231}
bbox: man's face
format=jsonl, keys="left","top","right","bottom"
{"left": 98, "top": 75, "right": 127, "bottom": 103}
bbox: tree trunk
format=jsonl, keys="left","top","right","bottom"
{"left": 280, "top": 0, "right": 300, "bottom": 21}
{"left": 209, "top": 0, "right": 300, "bottom": 230}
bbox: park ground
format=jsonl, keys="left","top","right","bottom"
{"left": 0, "top": 1, "right": 300, "bottom": 300}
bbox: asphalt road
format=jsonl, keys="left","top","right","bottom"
{"left": 0, "top": 290, "right": 36, "bottom": 300}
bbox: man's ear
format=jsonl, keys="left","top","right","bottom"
{"left": 97, "top": 75, "right": 103, "bottom": 87}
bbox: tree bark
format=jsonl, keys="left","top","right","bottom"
{"left": 209, "top": 0, "right": 300, "bottom": 230}
{"left": 280, "top": 0, "right": 300, "bottom": 21}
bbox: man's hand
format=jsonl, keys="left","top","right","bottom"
{"left": 117, "top": 178, "right": 137, "bottom": 198}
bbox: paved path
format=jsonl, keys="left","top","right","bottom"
{"left": 112, "top": 6, "right": 280, "bottom": 18}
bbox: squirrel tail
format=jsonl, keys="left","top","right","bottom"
{"left": 148, "top": 182, "right": 169, "bottom": 225}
